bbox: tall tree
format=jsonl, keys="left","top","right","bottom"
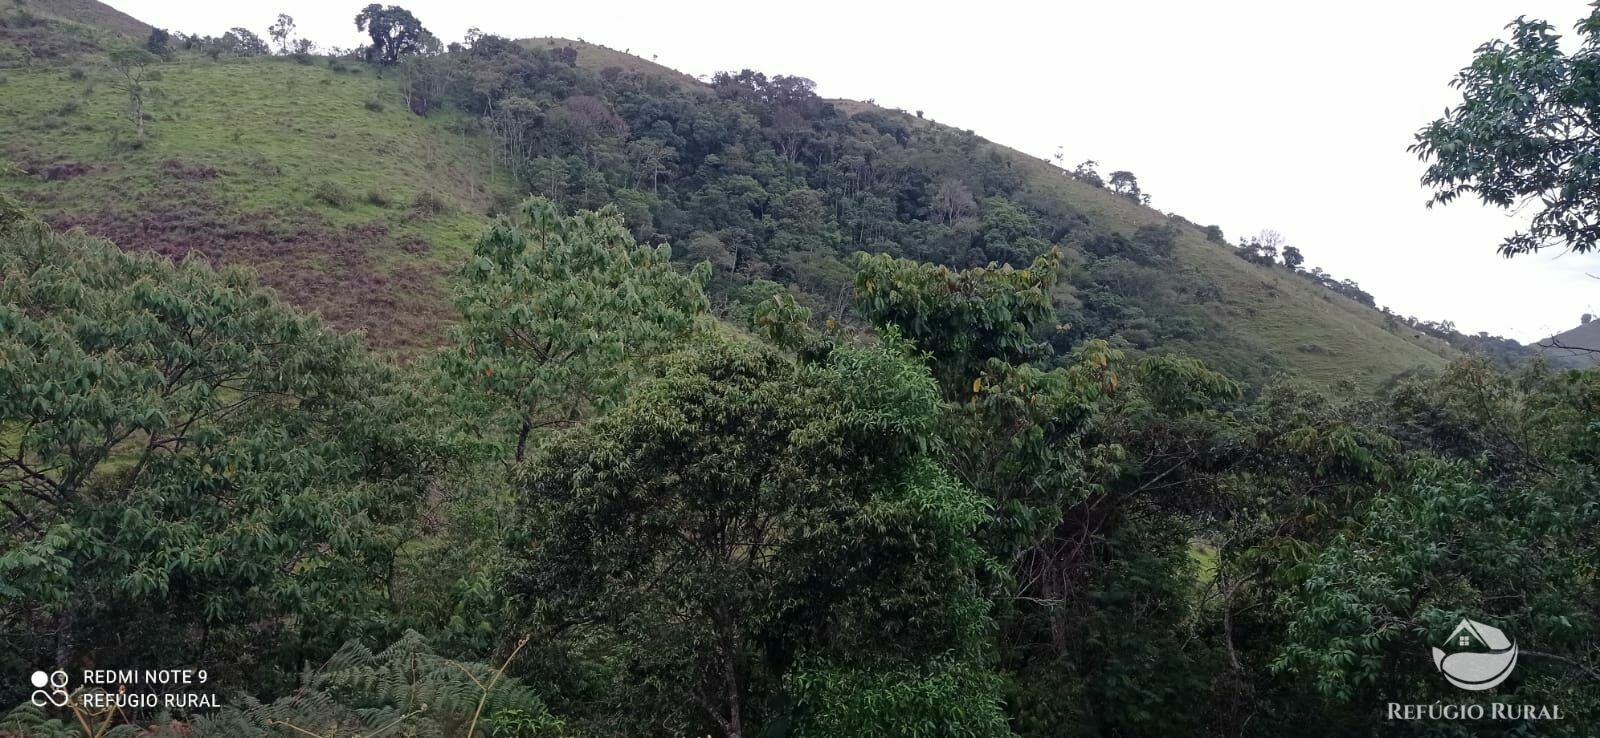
{"left": 507, "top": 337, "right": 1006, "bottom": 738}
{"left": 0, "top": 218, "right": 432, "bottom": 693}
{"left": 443, "top": 197, "right": 709, "bottom": 462}
{"left": 107, "top": 47, "right": 157, "bottom": 138}
{"left": 1281, "top": 244, "right": 1305, "bottom": 271}
{"left": 354, "top": 3, "right": 427, "bottom": 66}
{"left": 267, "top": 13, "right": 295, "bottom": 55}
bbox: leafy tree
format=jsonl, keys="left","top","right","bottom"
{"left": 1071, "top": 159, "right": 1104, "bottom": 188}
{"left": 507, "top": 336, "right": 1003, "bottom": 738}
{"left": 1413, "top": 5, "right": 1600, "bottom": 256}
{"left": 0, "top": 220, "right": 434, "bottom": 699}
{"left": 144, "top": 27, "right": 173, "bottom": 60}
{"left": 1108, "top": 169, "right": 1150, "bottom": 205}
{"left": 1271, "top": 361, "right": 1600, "bottom": 732}
{"left": 443, "top": 197, "right": 709, "bottom": 462}
{"left": 852, "top": 250, "right": 1060, "bottom": 399}
{"left": 267, "top": 13, "right": 295, "bottom": 55}
{"left": 224, "top": 26, "right": 269, "bottom": 56}
{"left": 1281, "top": 244, "right": 1305, "bottom": 271}
{"left": 355, "top": 3, "right": 427, "bottom": 66}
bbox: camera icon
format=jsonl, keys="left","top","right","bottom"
{"left": 30, "top": 670, "right": 69, "bottom": 707}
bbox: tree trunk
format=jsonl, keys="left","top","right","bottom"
{"left": 514, "top": 418, "right": 532, "bottom": 462}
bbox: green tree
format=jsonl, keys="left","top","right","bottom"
{"left": 852, "top": 250, "right": 1060, "bottom": 399}
{"left": 1281, "top": 244, "right": 1305, "bottom": 271}
{"left": 0, "top": 220, "right": 433, "bottom": 698}
{"left": 144, "top": 27, "right": 173, "bottom": 60}
{"left": 224, "top": 27, "right": 269, "bottom": 56}
{"left": 1413, "top": 6, "right": 1600, "bottom": 256}
{"left": 1108, "top": 170, "right": 1149, "bottom": 205}
{"left": 443, "top": 197, "right": 709, "bottom": 462}
{"left": 355, "top": 3, "right": 427, "bottom": 65}
{"left": 507, "top": 337, "right": 1004, "bottom": 738}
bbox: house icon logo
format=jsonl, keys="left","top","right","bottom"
{"left": 1432, "top": 619, "right": 1517, "bottom": 691}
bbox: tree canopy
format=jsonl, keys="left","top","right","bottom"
{"left": 1414, "top": 5, "right": 1600, "bottom": 256}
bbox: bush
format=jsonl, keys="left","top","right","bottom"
{"left": 313, "top": 181, "right": 353, "bottom": 209}
{"left": 409, "top": 191, "right": 450, "bottom": 218}
{"left": 364, "top": 189, "right": 392, "bottom": 207}
{"left": 364, "top": 98, "right": 384, "bottom": 113}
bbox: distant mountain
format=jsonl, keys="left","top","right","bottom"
{"left": 0, "top": 2, "right": 1463, "bottom": 389}
{"left": 1539, "top": 317, "right": 1600, "bottom": 368}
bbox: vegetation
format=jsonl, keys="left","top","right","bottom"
{"left": 2, "top": 3, "right": 1592, "bottom": 737}
{"left": 1414, "top": 4, "right": 1600, "bottom": 256}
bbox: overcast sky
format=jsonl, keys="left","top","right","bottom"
{"left": 110, "top": 0, "right": 1599, "bottom": 341}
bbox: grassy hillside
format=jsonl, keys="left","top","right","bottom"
{"left": 9, "top": 0, "right": 148, "bottom": 38}
{"left": 524, "top": 37, "right": 704, "bottom": 88}
{"left": 1004, "top": 142, "right": 1455, "bottom": 386}
{"left": 0, "top": 54, "right": 508, "bottom": 350}
{"left": 0, "top": 6, "right": 1452, "bottom": 386}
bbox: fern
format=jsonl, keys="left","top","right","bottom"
{"left": 118, "top": 630, "right": 562, "bottom": 738}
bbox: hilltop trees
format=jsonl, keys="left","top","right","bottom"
{"left": 1281, "top": 244, "right": 1304, "bottom": 270}
{"left": 355, "top": 4, "right": 427, "bottom": 65}
{"left": 1108, "top": 169, "right": 1150, "bottom": 205}
{"left": 1414, "top": 4, "right": 1600, "bottom": 256}
{"left": 267, "top": 13, "right": 295, "bottom": 54}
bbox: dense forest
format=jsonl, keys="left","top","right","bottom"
{"left": 2, "top": 2, "right": 1598, "bottom": 737}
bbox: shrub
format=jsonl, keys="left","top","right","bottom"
{"left": 313, "top": 181, "right": 353, "bottom": 209}
{"left": 364, "top": 189, "right": 392, "bottom": 207}
{"left": 364, "top": 98, "right": 384, "bottom": 113}
{"left": 409, "top": 191, "right": 450, "bottom": 218}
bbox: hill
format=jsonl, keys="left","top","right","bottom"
{"left": 0, "top": 4, "right": 1457, "bottom": 386}
{"left": 0, "top": 53, "right": 507, "bottom": 350}
{"left": 0, "top": 0, "right": 147, "bottom": 64}
{"left": 1539, "top": 318, "right": 1600, "bottom": 368}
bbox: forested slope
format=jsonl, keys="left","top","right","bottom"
{"left": 0, "top": 4, "right": 1460, "bottom": 386}
{"left": 5, "top": 5, "right": 1600, "bottom": 738}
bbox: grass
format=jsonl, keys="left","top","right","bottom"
{"left": 522, "top": 37, "right": 706, "bottom": 89}
{"left": 3, "top": 0, "right": 148, "bottom": 39}
{"left": 0, "top": 53, "right": 513, "bottom": 353}
{"left": 3, "top": 27, "right": 1455, "bottom": 387}
{"left": 974, "top": 117, "right": 1453, "bottom": 389}
{"left": 592, "top": 43, "right": 1453, "bottom": 390}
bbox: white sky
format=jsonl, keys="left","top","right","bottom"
{"left": 109, "top": 0, "right": 1600, "bottom": 341}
